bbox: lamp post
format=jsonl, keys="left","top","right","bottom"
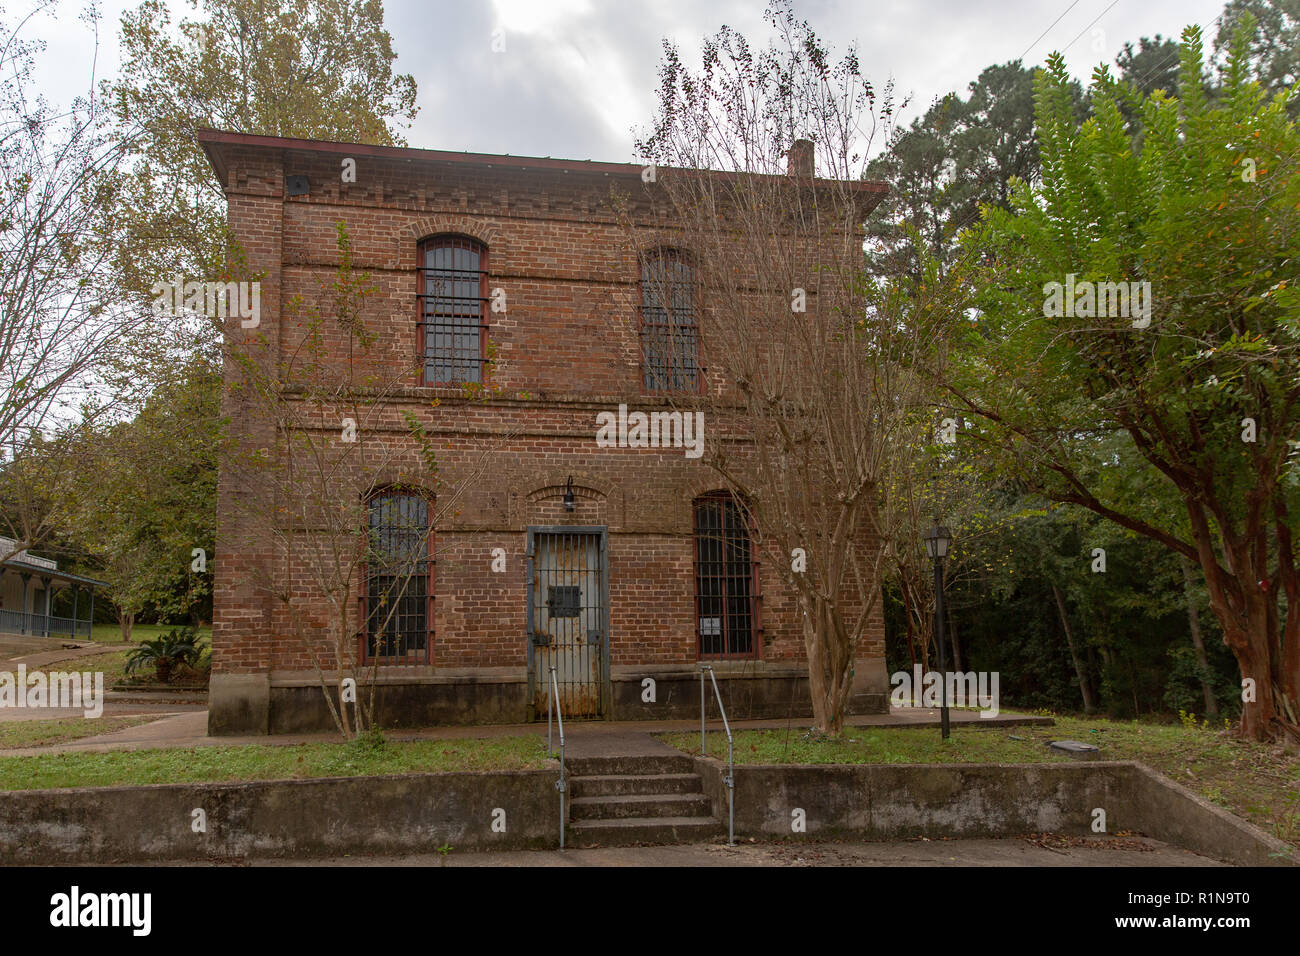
{"left": 923, "top": 519, "right": 953, "bottom": 740}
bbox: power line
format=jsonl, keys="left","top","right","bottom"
{"left": 1017, "top": 0, "right": 1084, "bottom": 63}
{"left": 1059, "top": 0, "right": 1125, "bottom": 56}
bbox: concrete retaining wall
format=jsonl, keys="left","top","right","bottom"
{"left": 2, "top": 759, "right": 1290, "bottom": 865}
{"left": 0, "top": 769, "right": 561, "bottom": 864}
{"left": 1122, "top": 762, "right": 1294, "bottom": 866}
{"left": 692, "top": 759, "right": 1293, "bottom": 867}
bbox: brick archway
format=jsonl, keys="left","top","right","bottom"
{"left": 400, "top": 216, "right": 507, "bottom": 270}
{"left": 524, "top": 476, "right": 609, "bottom": 527}
{"left": 525, "top": 475, "right": 609, "bottom": 505}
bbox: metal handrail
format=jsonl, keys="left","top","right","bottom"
{"left": 700, "top": 664, "right": 735, "bottom": 846}
{"left": 547, "top": 665, "right": 566, "bottom": 850}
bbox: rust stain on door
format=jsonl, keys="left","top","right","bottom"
{"left": 532, "top": 531, "right": 604, "bottom": 718}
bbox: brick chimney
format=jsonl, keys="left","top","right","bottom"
{"left": 787, "top": 138, "right": 814, "bottom": 178}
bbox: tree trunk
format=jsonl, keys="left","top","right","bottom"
{"left": 1085, "top": 643, "right": 1100, "bottom": 708}
{"left": 119, "top": 610, "right": 134, "bottom": 643}
{"left": 802, "top": 595, "right": 849, "bottom": 735}
{"left": 1215, "top": 597, "right": 1296, "bottom": 743}
{"left": 1130, "top": 659, "right": 1141, "bottom": 716}
{"left": 906, "top": 576, "right": 931, "bottom": 671}
{"left": 1190, "top": 516, "right": 1299, "bottom": 744}
{"left": 900, "top": 574, "right": 917, "bottom": 672}
{"left": 1178, "top": 555, "right": 1219, "bottom": 719}
{"left": 1050, "top": 582, "right": 1096, "bottom": 713}
{"left": 947, "top": 600, "right": 965, "bottom": 673}
{"left": 334, "top": 619, "right": 354, "bottom": 739}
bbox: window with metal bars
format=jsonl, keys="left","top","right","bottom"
{"left": 694, "top": 493, "right": 758, "bottom": 659}
{"left": 418, "top": 236, "right": 488, "bottom": 385}
{"left": 640, "top": 249, "right": 699, "bottom": 392}
{"left": 363, "top": 491, "right": 431, "bottom": 664}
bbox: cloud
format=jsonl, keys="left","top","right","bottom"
{"left": 28, "top": 0, "right": 1230, "bottom": 162}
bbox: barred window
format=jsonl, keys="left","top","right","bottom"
{"left": 694, "top": 493, "right": 757, "bottom": 659}
{"left": 640, "top": 249, "right": 699, "bottom": 391}
{"left": 419, "top": 236, "right": 487, "bottom": 385}
{"left": 364, "top": 491, "right": 431, "bottom": 664}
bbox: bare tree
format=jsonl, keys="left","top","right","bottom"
{"left": 882, "top": 398, "right": 1026, "bottom": 680}
{"left": 0, "top": 1, "right": 144, "bottom": 566}
{"left": 628, "top": 2, "right": 947, "bottom": 734}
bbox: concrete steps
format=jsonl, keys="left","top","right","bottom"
{"left": 569, "top": 816, "right": 723, "bottom": 846}
{"left": 570, "top": 773, "right": 702, "bottom": 798}
{"left": 565, "top": 754, "right": 721, "bottom": 846}
{"left": 567, "top": 753, "right": 696, "bottom": 776}
{"left": 571, "top": 792, "right": 713, "bottom": 820}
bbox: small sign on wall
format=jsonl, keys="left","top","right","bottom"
{"left": 699, "top": 617, "right": 721, "bottom": 637}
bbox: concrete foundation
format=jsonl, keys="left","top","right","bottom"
{"left": 207, "top": 673, "right": 270, "bottom": 736}
{"left": 208, "top": 665, "right": 891, "bottom": 735}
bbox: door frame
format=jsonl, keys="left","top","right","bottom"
{"left": 525, "top": 525, "right": 611, "bottom": 720}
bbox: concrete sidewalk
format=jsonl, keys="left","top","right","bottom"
{"left": 2, "top": 707, "right": 1051, "bottom": 756}
{"left": 1, "top": 640, "right": 127, "bottom": 669}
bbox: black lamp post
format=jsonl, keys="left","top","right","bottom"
{"left": 923, "top": 519, "right": 953, "bottom": 740}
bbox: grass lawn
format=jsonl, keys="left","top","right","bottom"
{"left": 26, "top": 649, "right": 134, "bottom": 686}
{"left": 661, "top": 715, "right": 1300, "bottom": 848}
{"left": 19, "top": 649, "right": 197, "bottom": 689}
{"left": 49, "top": 639, "right": 211, "bottom": 689}
{"left": 0, "top": 735, "right": 549, "bottom": 790}
{"left": 89, "top": 624, "right": 213, "bottom": 645}
{"left": 0, "top": 716, "right": 157, "bottom": 749}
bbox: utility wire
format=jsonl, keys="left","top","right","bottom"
{"left": 1017, "top": 0, "right": 1084, "bottom": 63}
{"left": 1059, "top": 0, "right": 1125, "bottom": 56}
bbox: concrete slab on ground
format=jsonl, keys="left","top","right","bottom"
{"left": 564, "top": 730, "right": 684, "bottom": 761}
{"left": 0, "top": 637, "right": 124, "bottom": 667}
{"left": 0, "top": 702, "right": 206, "bottom": 724}
{"left": 160, "top": 836, "right": 1222, "bottom": 867}
{"left": 0, "top": 710, "right": 209, "bottom": 748}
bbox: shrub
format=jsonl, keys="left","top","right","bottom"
{"left": 124, "top": 627, "right": 201, "bottom": 683}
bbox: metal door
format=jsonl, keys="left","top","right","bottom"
{"left": 526, "top": 527, "right": 609, "bottom": 719}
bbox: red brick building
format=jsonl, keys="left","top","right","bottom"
{"left": 200, "top": 130, "right": 891, "bottom": 734}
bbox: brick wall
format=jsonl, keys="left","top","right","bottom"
{"left": 204, "top": 133, "right": 887, "bottom": 732}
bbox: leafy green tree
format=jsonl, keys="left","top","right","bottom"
{"left": 73, "top": 0, "right": 420, "bottom": 638}
{"left": 951, "top": 23, "right": 1300, "bottom": 741}
{"left": 1215, "top": 0, "right": 1299, "bottom": 111}
{"left": 72, "top": 357, "right": 220, "bottom": 638}
{"left": 103, "top": 0, "right": 418, "bottom": 314}
{"left": 865, "top": 61, "right": 1053, "bottom": 279}
{"left": 1114, "top": 35, "right": 1183, "bottom": 101}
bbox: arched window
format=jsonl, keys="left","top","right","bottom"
{"left": 693, "top": 492, "right": 758, "bottom": 659}
{"left": 418, "top": 236, "right": 488, "bottom": 385}
{"left": 363, "top": 490, "right": 432, "bottom": 664}
{"left": 640, "top": 249, "right": 699, "bottom": 391}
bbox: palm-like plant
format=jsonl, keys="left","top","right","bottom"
{"left": 124, "top": 627, "right": 201, "bottom": 683}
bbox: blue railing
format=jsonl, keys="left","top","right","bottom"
{"left": 0, "top": 609, "right": 92, "bottom": 639}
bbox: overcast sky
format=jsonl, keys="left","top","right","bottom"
{"left": 28, "top": 0, "right": 1229, "bottom": 161}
